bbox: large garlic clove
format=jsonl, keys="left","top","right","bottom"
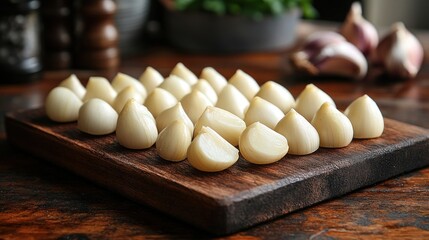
{"left": 45, "top": 87, "right": 83, "bottom": 122}
{"left": 156, "top": 102, "right": 194, "bottom": 136}
{"left": 156, "top": 120, "right": 191, "bottom": 162}
{"left": 82, "top": 77, "right": 117, "bottom": 105}
{"left": 194, "top": 106, "right": 246, "bottom": 146}
{"left": 200, "top": 67, "right": 227, "bottom": 94}
{"left": 78, "top": 98, "right": 118, "bottom": 135}
{"left": 255, "top": 81, "right": 295, "bottom": 113}
{"left": 192, "top": 79, "right": 218, "bottom": 104}
{"left": 228, "top": 70, "right": 260, "bottom": 101}
{"left": 170, "top": 62, "right": 198, "bottom": 85}
{"left": 144, "top": 88, "right": 178, "bottom": 118}
{"left": 58, "top": 74, "right": 86, "bottom": 100}
{"left": 340, "top": 2, "right": 379, "bottom": 57}
{"left": 159, "top": 75, "right": 191, "bottom": 101}
{"left": 187, "top": 126, "right": 239, "bottom": 172}
{"left": 215, "top": 84, "right": 249, "bottom": 119}
{"left": 244, "top": 97, "right": 285, "bottom": 130}
{"left": 116, "top": 99, "right": 158, "bottom": 149}
{"left": 311, "top": 102, "right": 353, "bottom": 148}
{"left": 275, "top": 109, "right": 319, "bottom": 155}
{"left": 344, "top": 94, "right": 384, "bottom": 139}
{"left": 294, "top": 84, "right": 336, "bottom": 122}
{"left": 139, "top": 66, "right": 164, "bottom": 94}
{"left": 112, "top": 86, "right": 144, "bottom": 113}
{"left": 375, "top": 22, "right": 424, "bottom": 79}
{"left": 180, "top": 89, "right": 213, "bottom": 124}
{"left": 239, "top": 122, "right": 288, "bottom": 165}
{"left": 111, "top": 72, "right": 147, "bottom": 100}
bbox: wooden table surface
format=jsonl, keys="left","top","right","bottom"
{"left": 1, "top": 22, "right": 429, "bottom": 239}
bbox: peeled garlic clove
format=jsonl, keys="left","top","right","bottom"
{"left": 228, "top": 70, "right": 260, "bottom": 101}
{"left": 200, "top": 67, "right": 227, "bottom": 94}
{"left": 112, "top": 86, "right": 144, "bottom": 113}
{"left": 256, "top": 81, "right": 295, "bottom": 113}
{"left": 111, "top": 73, "right": 147, "bottom": 100}
{"left": 344, "top": 94, "right": 384, "bottom": 139}
{"left": 192, "top": 79, "right": 218, "bottom": 104}
{"left": 215, "top": 84, "right": 249, "bottom": 119}
{"left": 194, "top": 106, "right": 246, "bottom": 146}
{"left": 156, "top": 102, "right": 194, "bottom": 136}
{"left": 78, "top": 98, "right": 118, "bottom": 135}
{"left": 156, "top": 120, "right": 191, "bottom": 162}
{"left": 144, "top": 88, "right": 178, "bottom": 118}
{"left": 139, "top": 66, "right": 164, "bottom": 94}
{"left": 159, "top": 75, "right": 191, "bottom": 101}
{"left": 244, "top": 97, "right": 284, "bottom": 130}
{"left": 170, "top": 62, "right": 198, "bottom": 85}
{"left": 58, "top": 74, "right": 86, "bottom": 99}
{"left": 311, "top": 102, "right": 353, "bottom": 148}
{"left": 295, "top": 84, "right": 336, "bottom": 122}
{"left": 180, "top": 89, "right": 213, "bottom": 124}
{"left": 375, "top": 22, "right": 423, "bottom": 79}
{"left": 275, "top": 109, "right": 319, "bottom": 155}
{"left": 340, "top": 2, "right": 379, "bottom": 56}
{"left": 82, "top": 77, "right": 117, "bottom": 105}
{"left": 45, "top": 87, "right": 83, "bottom": 122}
{"left": 239, "top": 122, "right": 288, "bottom": 165}
{"left": 187, "top": 126, "right": 239, "bottom": 172}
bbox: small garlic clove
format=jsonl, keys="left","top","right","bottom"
{"left": 139, "top": 66, "right": 164, "bottom": 94}
{"left": 255, "top": 81, "right": 295, "bottom": 113}
{"left": 244, "top": 97, "right": 285, "bottom": 130}
{"left": 156, "top": 120, "right": 191, "bottom": 162}
{"left": 180, "top": 89, "right": 213, "bottom": 124}
{"left": 78, "top": 98, "right": 118, "bottom": 135}
{"left": 159, "top": 75, "right": 191, "bottom": 101}
{"left": 295, "top": 84, "right": 336, "bottom": 122}
{"left": 275, "top": 109, "right": 319, "bottom": 155}
{"left": 194, "top": 106, "right": 246, "bottom": 146}
{"left": 187, "top": 126, "right": 239, "bottom": 172}
{"left": 192, "top": 79, "right": 218, "bottom": 104}
{"left": 170, "top": 62, "right": 198, "bottom": 85}
{"left": 156, "top": 102, "right": 194, "bottom": 136}
{"left": 228, "top": 69, "right": 260, "bottom": 101}
{"left": 215, "top": 84, "right": 249, "bottom": 119}
{"left": 200, "top": 67, "right": 227, "bottom": 94}
{"left": 112, "top": 86, "right": 144, "bottom": 113}
{"left": 45, "top": 87, "right": 83, "bottom": 122}
{"left": 111, "top": 72, "right": 147, "bottom": 100}
{"left": 144, "top": 88, "right": 178, "bottom": 118}
{"left": 311, "top": 102, "right": 353, "bottom": 148}
{"left": 82, "top": 77, "right": 117, "bottom": 105}
{"left": 58, "top": 74, "right": 86, "bottom": 99}
{"left": 239, "top": 122, "right": 289, "bottom": 165}
{"left": 344, "top": 94, "right": 384, "bottom": 139}
{"left": 116, "top": 99, "right": 158, "bottom": 149}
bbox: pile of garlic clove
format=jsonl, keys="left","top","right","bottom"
{"left": 45, "top": 63, "right": 385, "bottom": 172}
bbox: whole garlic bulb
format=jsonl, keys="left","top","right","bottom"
{"left": 78, "top": 98, "right": 118, "bottom": 135}
{"left": 295, "top": 84, "right": 336, "bottom": 122}
{"left": 156, "top": 120, "right": 191, "bottom": 162}
{"left": 45, "top": 87, "right": 83, "bottom": 122}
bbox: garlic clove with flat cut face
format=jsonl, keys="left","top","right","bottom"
{"left": 45, "top": 87, "right": 83, "bottom": 122}
{"left": 144, "top": 88, "right": 178, "bottom": 118}
{"left": 170, "top": 62, "right": 198, "bottom": 85}
{"left": 156, "top": 102, "right": 194, "bottom": 136}
{"left": 244, "top": 97, "right": 285, "bottom": 130}
{"left": 139, "top": 66, "right": 164, "bottom": 94}
{"left": 295, "top": 84, "right": 336, "bottom": 122}
{"left": 256, "top": 81, "right": 295, "bottom": 113}
{"left": 78, "top": 98, "right": 118, "bottom": 135}
{"left": 215, "top": 84, "right": 249, "bottom": 119}
{"left": 156, "top": 120, "right": 191, "bottom": 162}
{"left": 58, "top": 74, "right": 86, "bottom": 100}
{"left": 228, "top": 69, "right": 260, "bottom": 101}
{"left": 112, "top": 86, "right": 144, "bottom": 113}
{"left": 200, "top": 67, "right": 227, "bottom": 94}
{"left": 180, "top": 89, "right": 213, "bottom": 124}
{"left": 192, "top": 79, "right": 218, "bottom": 104}
{"left": 159, "top": 75, "right": 191, "bottom": 101}
{"left": 82, "top": 77, "right": 117, "bottom": 105}
{"left": 111, "top": 72, "right": 147, "bottom": 100}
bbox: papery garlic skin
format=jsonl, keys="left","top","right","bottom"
{"left": 116, "top": 99, "right": 158, "bottom": 149}
{"left": 78, "top": 98, "right": 118, "bottom": 135}
{"left": 170, "top": 62, "right": 198, "bottom": 85}
{"left": 215, "top": 84, "right": 250, "bottom": 119}
{"left": 82, "top": 77, "right": 117, "bottom": 105}
{"left": 192, "top": 79, "right": 218, "bottom": 104}
{"left": 139, "top": 66, "right": 164, "bottom": 94}
{"left": 311, "top": 103, "right": 353, "bottom": 148}
{"left": 156, "top": 120, "right": 191, "bottom": 162}
{"left": 301, "top": 31, "right": 346, "bottom": 54}
{"left": 156, "top": 102, "right": 194, "bottom": 136}
{"left": 180, "top": 90, "right": 213, "bottom": 124}
{"left": 239, "top": 122, "right": 288, "bottom": 165}
{"left": 275, "top": 109, "right": 319, "bottom": 155}
{"left": 256, "top": 81, "right": 295, "bottom": 113}
{"left": 45, "top": 87, "right": 83, "bottom": 122}
{"left": 200, "top": 67, "right": 227, "bottom": 94}
{"left": 244, "top": 97, "right": 285, "bottom": 130}
{"left": 111, "top": 73, "right": 147, "bottom": 100}
{"left": 112, "top": 86, "right": 144, "bottom": 113}
{"left": 344, "top": 94, "right": 384, "bottom": 139}
{"left": 144, "top": 88, "right": 178, "bottom": 118}
{"left": 295, "top": 84, "right": 336, "bottom": 122}
{"left": 58, "top": 74, "right": 86, "bottom": 99}
{"left": 159, "top": 75, "right": 191, "bottom": 101}
{"left": 229, "top": 70, "right": 260, "bottom": 101}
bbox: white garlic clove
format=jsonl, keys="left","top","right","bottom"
{"left": 255, "top": 81, "right": 295, "bottom": 114}
{"left": 194, "top": 106, "right": 246, "bottom": 146}
{"left": 200, "top": 67, "right": 227, "bottom": 94}
{"left": 239, "top": 122, "right": 289, "bottom": 165}
{"left": 139, "top": 66, "right": 164, "bottom": 94}
{"left": 111, "top": 72, "right": 147, "bottom": 100}
{"left": 159, "top": 75, "right": 192, "bottom": 101}
{"left": 180, "top": 89, "right": 213, "bottom": 124}
{"left": 344, "top": 94, "right": 384, "bottom": 139}
{"left": 58, "top": 74, "right": 86, "bottom": 100}
{"left": 294, "top": 84, "right": 336, "bottom": 122}
{"left": 228, "top": 69, "right": 260, "bottom": 101}
{"left": 215, "top": 84, "right": 249, "bottom": 119}
{"left": 187, "top": 126, "right": 239, "bottom": 172}
{"left": 112, "top": 86, "right": 144, "bottom": 113}
{"left": 244, "top": 97, "right": 285, "bottom": 130}
{"left": 144, "top": 88, "right": 178, "bottom": 118}
{"left": 45, "top": 87, "right": 83, "bottom": 122}
{"left": 275, "top": 109, "right": 319, "bottom": 155}
{"left": 78, "top": 98, "right": 118, "bottom": 135}
{"left": 82, "top": 77, "right": 117, "bottom": 105}
{"left": 170, "top": 62, "right": 198, "bottom": 85}
{"left": 311, "top": 102, "right": 353, "bottom": 148}
{"left": 192, "top": 79, "right": 218, "bottom": 104}
{"left": 116, "top": 99, "right": 158, "bottom": 149}
{"left": 156, "top": 102, "right": 194, "bottom": 136}
{"left": 156, "top": 120, "right": 191, "bottom": 162}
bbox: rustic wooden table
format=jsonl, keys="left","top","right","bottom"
{"left": 1, "top": 22, "right": 428, "bottom": 239}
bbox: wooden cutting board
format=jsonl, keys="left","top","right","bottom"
{"left": 5, "top": 108, "right": 429, "bottom": 235}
